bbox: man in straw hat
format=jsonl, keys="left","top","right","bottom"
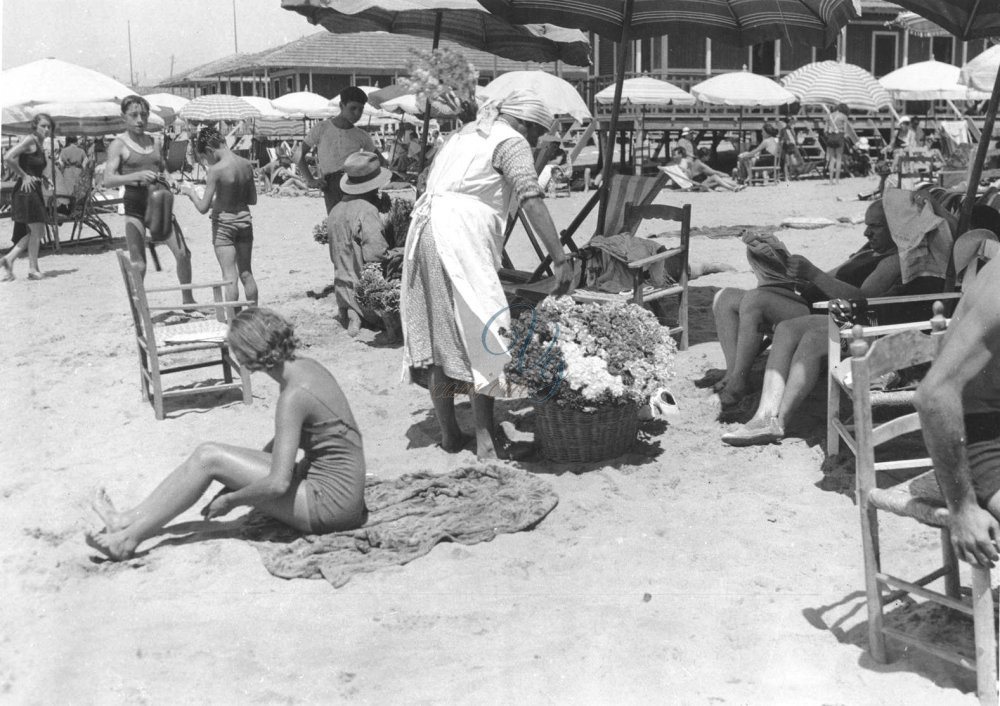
{"left": 401, "top": 89, "right": 574, "bottom": 460}
{"left": 326, "top": 151, "right": 392, "bottom": 337}
{"left": 915, "top": 256, "right": 1000, "bottom": 568}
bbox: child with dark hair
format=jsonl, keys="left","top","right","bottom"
{"left": 180, "top": 125, "right": 259, "bottom": 304}
{"left": 85, "top": 307, "right": 368, "bottom": 561}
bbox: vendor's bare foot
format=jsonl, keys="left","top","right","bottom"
{"left": 440, "top": 431, "right": 473, "bottom": 453}
{"left": 27, "top": 270, "right": 46, "bottom": 280}
{"left": 91, "top": 488, "right": 126, "bottom": 531}
{"left": 346, "top": 310, "right": 361, "bottom": 337}
{"left": 85, "top": 530, "right": 137, "bottom": 561}
{"left": 1, "top": 260, "right": 15, "bottom": 281}
{"left": 717, "top": 384, "right": 746, "bottom": 408}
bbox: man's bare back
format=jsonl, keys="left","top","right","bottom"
{"left": 207, "top": 152, "right": 256, "bottom": 216}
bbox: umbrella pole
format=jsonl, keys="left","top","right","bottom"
{"left": 418, "top": 11, "right": 443, "bottom": 175}
{"left": 957, "top": 63, "right": 1000, "bottom": 240}
{"left": 48, "top": 130, "right": 59, "bottom": 250}
{"left": 597, "top": 0, "right": 635, "bottom": 233}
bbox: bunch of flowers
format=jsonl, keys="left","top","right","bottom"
{"left": 312, "top": 221, "right": 329, "bottom": 245}
{"left": 356, "top": 262, "right": 400, "bottom": 316}
{"left": 503, "top": 296, "right": 677, "bottom": 412}
{"left": 401, "top": 47, "right": 479, "bottom": 119}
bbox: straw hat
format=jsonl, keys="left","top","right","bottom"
{"left": 340, "top": 151, "right": 392, "bottom": 195}
{"left": 898, "top": 115, "right": 911, "bottom": 124}
{"left": 681, "top": 127, "right": 691, "bottom": 135}
{"left": 953, "top": 228, "right": 999, "bottom": 276}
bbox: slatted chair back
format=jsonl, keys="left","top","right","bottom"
{"left": 603, "top": 172, "right": 670, "bottom": 237}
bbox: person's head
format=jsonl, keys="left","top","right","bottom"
{"left": 898, "top": 115, "right": 911, "bottom": 131}
{"left": 763, "top": 123, "right": 778, "bottom": 137}
{"left": 672, "top": 146, "right": 687, "bottom": 160}
{"left": 863, "top": 200, "right": 893, "bottom": 253}
{"left": 681, "top": 127, "right": 691, "bottom": 138}
{"left": 226, "top": 308, "right": 299, "bottom": 372}
{"left": 340, "top": 150, "right": 392, "bottom": 197}
{"left": 837, "top": 103, "right": 849, "bottom": 115}
{"left": 495, "top": 90, "right": 556, "bottom": 148}
{"left": 30, "top": 112, "right": 54, "bottom": 139}
{"left": 338, "top": 86, "right": 368, "bottom": 125}
{"left": 120, "top": 95, "right": 151, "bottom": 131}
{"left": 971, "top": 204, "right": 1000, "bottom": 238}
{"left": 65, "top": 135, "right": 77, "bottom": 145}
{"left": 194, "top": 125, "right": 225, "bottom": 163}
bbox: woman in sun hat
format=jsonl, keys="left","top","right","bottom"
{"left": 326, "top": 151, "right": 392, "bottom": 337}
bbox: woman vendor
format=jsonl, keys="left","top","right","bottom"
{"left": 401, "top": 90, "right": 574, "bottom": 460}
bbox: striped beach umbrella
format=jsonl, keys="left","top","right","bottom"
{"left": 179, "top": 95, "right": 261, "bottom": 123}
{"left": 781, "top": 61, "right": 892, "bottom": 112}
{"left": 595, "top": 77, "right": 694, "bottom": 107}
{"left": 892, "top": 1, "right": 1000, "bottom": 41}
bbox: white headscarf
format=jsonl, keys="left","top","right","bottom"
{"left": 476, "top": 89, "right": 556, "bottom": 137}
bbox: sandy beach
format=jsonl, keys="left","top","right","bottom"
{"left": 0, "top": 174, "right": 980, "bottom": 705}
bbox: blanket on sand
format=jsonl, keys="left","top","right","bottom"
{"left": 240, "top": 463, "right": 558, "bottom": 587}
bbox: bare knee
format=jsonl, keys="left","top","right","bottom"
{"left": 191, "top": 442, "right": 226, "bottom": 472}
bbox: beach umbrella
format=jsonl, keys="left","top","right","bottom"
{"left": 1, "top": 101, "right": 163, "bottom": 136}
{"left": 478, "top": 0, "right": 858, "bottom": 229}
{"left": 366, "top": 83, "right": 413, "bottom": 109}
{"left": 241, "top": 96, "right": 284, "bottom": 119}
{"left": 271, "top": 91, "right": 337, "bottom": 118}
{"left": 481, "top": 71, "right": 592, "bottom": 122}
{"left": 690, "top": 72, "right": 796, "bottom": 107}
{"left": 888, "top": 11, "right": 950, "bottom": 37}
{"left": 960, "top": 45, "right": 1000, "bottom": 95}
{"left": 0, "top": 58, "right": 134, "bottom": 106}
{"left": 179, "top": 95, "right": 261, "bottom": 123}
{"left": 880, "top": 60, "right": 990, "bottom": 102}
{"left": 781, "top": 61, "right": 892, "bottom": 112}
{"left": 143, "top": 92, "right": 189, "bottom": 121}
{"left": 280, "top": 0, "right": 591, "bottom": 67}
{"left": 594, "top": 77, "right": 694, "bottom": 107}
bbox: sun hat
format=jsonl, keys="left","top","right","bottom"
{"left": 952, "top": 228, "right": 999, "bottom": 277}
{"left": 340, "top": 151, "right": 392, "bottom": 195}
{"left": 898, "top": 115, "right": 911, "bottom": 124}
{"left": 681, "top": 127, "right": 691, "bottom": 134}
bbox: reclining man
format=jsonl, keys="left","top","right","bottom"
{"left": 914, "top": 256, "right": 1000, "bottom": 568}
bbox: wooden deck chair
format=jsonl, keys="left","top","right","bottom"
{"left": 164, "top": 139, "right": 191, "bottom": 177}
{"left": 847, "top": 314, "right": 998, "bottom": 706}
{"left": 896, "top": 153, "right": 939, "bottom": 190}
{"left": 570, "top": 203, "right": 692, "bottom": 350}
{"left": 500, "top": 171, "right": 669, "bottom": 294}
{"left": 49, "top": 162, "right": 114, "bottom": 246}
{"left": 117, "top": 251, "right": 252, "bottom": 420}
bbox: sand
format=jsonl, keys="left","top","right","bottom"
{"left": 0, "top": 174, "right": 980, "bottom": 705}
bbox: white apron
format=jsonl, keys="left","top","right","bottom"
{"left": 401, "top": 121, "right": 523, "bottom": 396}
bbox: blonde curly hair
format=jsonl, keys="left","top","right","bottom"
{"left": 226, "top": 308, "right": 299, "bottom": 370}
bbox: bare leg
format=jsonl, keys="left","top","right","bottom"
{"left": 86, "top": 442, "right": 310, "bottom": 560}
{"left": 471, "top": 392, "right": 498, "bottom": 460}
{"left": 214, "top": 243, "right": 240, "bottom": 302}
{"left": 712, "top": 288, "right": 745, "bottom": 378}
{"left": 163, "top": 228, "right": 195, "bottom": 306}
{"left": 1, "top": 232, "right": 29, "bottom": 280}
{"left": 428, "top": 365, "right": 472, "bottom": 452}
{"left": 346, "top": 309, "right": 362, "bottom": 337}
{"left": 774, "top": 322, "right": 828, "bottom": 427}
{"left": 233, "top": 236, "right": 258, "bottom": 304}
{"left": 124, "top": 218, "right": 148, "bottom": 280}
{"left": 26, "top": 222, "right": 44, "bottom": 276}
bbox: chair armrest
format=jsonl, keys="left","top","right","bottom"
{"left": 813, "top": 291, "right": 962, "bottom": 311}
{"left": 148, "top": 301, "right": 253, "bottom": 312}
{"left": 144, "top": 280, "right": 236, "bottom": 293}
{"left": 628, "top": 246, "right": 684, "bottom": 269}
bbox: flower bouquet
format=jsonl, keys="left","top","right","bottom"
{"left": 503, "top": 296, "right": 677, "bottom": 462}
{"left": 401, "top": 47, "right": 480, "bottom": 122}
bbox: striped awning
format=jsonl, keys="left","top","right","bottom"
{"left": 690, "top": 71, "right": 796, "bottom": 107}
{"left": 478, "top": 0, "right": 858, "bottom": 47}
{"left": 179, "top": 95, "right": 262, "bottom": 123}
{"left": 595, "top": 77, "right": 695, "bottom": 107}
{"left": 781, "top": 61, "right": 892, "bottom": 111}
{"left": 281, "top": 0, "right": 592, "bottom": 67}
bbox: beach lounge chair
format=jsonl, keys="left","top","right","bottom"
{"left": 845, "top": 316, "right": 998, "bottom": 706}
{"left": 117, "top": 251, "right": 252, "bottom": 420}
{"left": 49, "top": 162, "right": 113, "bottom": 247}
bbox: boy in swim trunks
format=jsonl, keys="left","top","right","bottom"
{"left": 180, "top": 125, "right": 258, "bottom": 304}
{"left": 103, "top": 95, "right": 194, "bottom": 305}
{"left": 915, "top": 256, "right": 1000, "bottom": 568}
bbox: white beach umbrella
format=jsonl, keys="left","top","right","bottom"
{"left": 481, "top": 71, "right": 592, "bottom": 121}
{"left": 3, "top": 101, "right": 164, "bottom": 136}
{"left": 271, "top": 91, "right": 337, "bottom": 118}
{"left": 690, "top": 71, "right": 795, "bottom": 107}
{"left": 595, "top": 77, "right": 694, "bottom": 107}
{"left": 0, "top": 57, "right": 134, "bottom": 106}
{"left": 143, "top": 92, "right": 189, "bottom": 111}
{"left": 241, "top": 96, "right": 284, "bottom": 119}
{"left": 960, "top": 44, "right": 1000, "bottom": 94}
{"left": 179, "top": 95, "right": 262, "bottom": 122}
{"left": 880, "top": 60, "right": 990, "bottom": 101}
{"left": 781, "top": 61, "right": 892, "bottom": 111}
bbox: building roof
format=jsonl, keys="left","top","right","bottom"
{"left": 198, "top": 31, "right": 587, "bottom": 78}
{"left": 161, "top": 52, "right": 268, "bottom": 87}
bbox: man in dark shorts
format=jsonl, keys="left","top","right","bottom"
{"left": 915, "top": 256, "right": 1000, "bottom": 568}
{"left": 295, "top": 86, "right": 385, "bottom": 215}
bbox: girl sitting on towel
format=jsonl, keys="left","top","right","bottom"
{"left": 86, "top": 308, "right": 367, "bottom": 561}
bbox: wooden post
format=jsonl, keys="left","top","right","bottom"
{"left": 597, "top": 0, "right": 635, "bottom": 233}
{"left": 956, "top": 63, "right": 1000, "bottom": 245}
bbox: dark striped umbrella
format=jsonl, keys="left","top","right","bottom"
{"left": 478, "top": 0, "right": 859, "bottom": 229}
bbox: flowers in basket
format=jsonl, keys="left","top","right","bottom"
{"left": 401, "top": 47, "right": 479, "bottom": 121}
{"left": 312, "top": 221, "right": 329, "bottom": 245}
{"left": 503, "top": 296, "right": 677, "bottom": 412}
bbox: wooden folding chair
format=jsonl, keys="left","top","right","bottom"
{"left": 117, "top": 251, "right": 252, "bottom": 420}
{"left": 570, "top": 203, "right": 691, "bottom": 350}
{"left": 49, "top": 163, "right": 113, "bottom": 246}
{"left": 847, "top": 314, "right": 998, "bottom": 705}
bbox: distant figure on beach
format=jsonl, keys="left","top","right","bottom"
{"left": 86, "top": 308, "right": 368, "bottom": 561}
{"left": 688, "top": 148, "right": 743, "bottom": 192}
{"left": 736, "top": 123, "right": 780, "bottom": 184}
{"left": 914, "top": 256, "right": 1000, "bottom": 568}
{"left": 401, "top": 90, "right": 574, "bottom": 460}
{"left": 825, "top": 103, "right": 856, "bottom": 185}
{"left": 295, "top": 86, "right": 383, "bottom": 215}
{"left": 1, "top": 113, "right": 53, "bottom": 281}
{"left": 180, "top": 126, "right": 259, "bottom": 305}
{"left": 327, "top": 151, "right": 391, "bottom": 336}
{"left": 103, "top": 95, "right": 194, "bottom": 305}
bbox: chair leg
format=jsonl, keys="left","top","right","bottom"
{"left": 941, "top": 528, "right": 961, "bottom": 599}
{"left": 971, "top": 566, "right": 998, "bottom": 706}
{"left": 679, "top": 286, "right": 689, "bottom": 351}
{"left": 860, "top": 502, "right": 889, "bottom": 663}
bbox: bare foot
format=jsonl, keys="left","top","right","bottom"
{"left": 91, "top": 488, "right": 126, "bottom": 532}
{"left": 346, "top": 310, "right": 362, "bottom": 337}
{"left": 1, "top": 260, "right": 14, "bottom": 282}
{"left": 85, "top": 530, "right": 137, "bottom": 561}
{"left": 27, "top": 270, "right": 46, "bottom": 281}
{"left": 717, "top": 385, "right": 746, "bottom": 408}
{"left": 440, "top": 431, "right": 473, "bottom": 453}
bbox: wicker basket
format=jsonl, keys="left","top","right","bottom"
{"left": 534, "top": 400, "right": 639, "bottom": 463}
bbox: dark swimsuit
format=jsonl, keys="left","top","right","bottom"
{"left": 294, "top": 387, "right": 368, "bottom": 533}
{"left": 12, "top": 139, "right": 48, "bottom": 232}
{"left": 118, "top": 137, "right": 161, "bottom": 220}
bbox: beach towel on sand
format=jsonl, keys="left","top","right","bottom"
{"left": 240, "top": 463, "right": 558, "bottom": 587}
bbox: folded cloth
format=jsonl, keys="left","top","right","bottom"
{"left": 240, "top": 463, "right": 558, "bottom": 587}
{"left": 743, "top": 230, "right": 794, "bottom": 286}
{"left": 660, "top": 164, "right": 694, "bottom": 190}
{"left": 883, "top": 188, "right": 950, "bottom": 284}
{"left": 584, "top": 232, "right": 672, "bottom": 293}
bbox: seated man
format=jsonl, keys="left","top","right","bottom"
{"left": 736, "top": 123, "right": 780, "bottom": 183}
{"left": 914, "top": 256, "right": 1000, "bottom": 568}
{"left": 688, "top": 148, "right": 743, "bottom": 192}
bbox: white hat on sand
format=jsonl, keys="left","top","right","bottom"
{"left": 340, "top": 151, "right": 392, "bottom": 195}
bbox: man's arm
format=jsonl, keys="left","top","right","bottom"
{"left": 915, "top": 259, "right": 1000, "bottom": 566}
